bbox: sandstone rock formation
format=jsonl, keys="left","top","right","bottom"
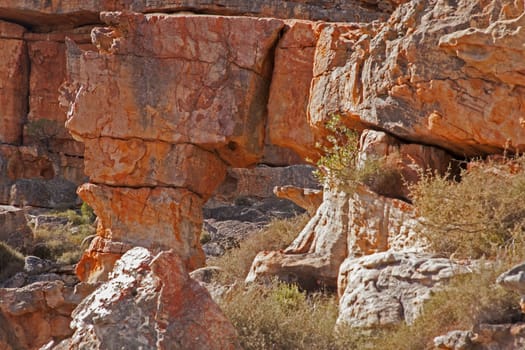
{"left": 61, "top": 10, "right": 328, "bottom": 280}
{"left": 0, "top": 0, "right": 389, "bottom": 30}
{"left": 337, "top": 251, "right": 471, "bottom": 328}
{"left": 0, "top": 23, "right": 90, "bottom": 208}
{"left": 309, "top": 0, "right": 525, "bottom": 156}
{"left": 246, "top": 185, "right": 425, "bottom": 290}
{"left": 0, "top": 280, "right": 92, "bottom": 350}
{"left": 59, "top": 247, "right": 240, "bottom": 350}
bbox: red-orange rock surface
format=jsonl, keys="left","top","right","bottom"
{"left": 64, "top": 12, "right": 284, "bottom": 167}
{"left": 77, "top": 184, "right": 205, "bottom": 272}
{"left": 0, "top": 280, "right": 87, "bottom": 350}
{"left": 83, "top": 139, "right": 226, "bottom": 198}
{"left": 309, "top": 0, "right": 525, "bottom": 156}
{"left": 0, "top": 0, "right": 386, "bottom": 30}
{"left": 267, "top": 20, "right": 319, "bottom": 161}
{"left": 24, "top": 30, "right": 92, "bottom": 157}
{"left": 0, "top": 21, "right": 28, "bottom": 145}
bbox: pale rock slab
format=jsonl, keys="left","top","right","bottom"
{"left": 337, "top": 251, "right": 472, "bottom": 328}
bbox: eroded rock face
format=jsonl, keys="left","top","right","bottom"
{"left": 0, "top": 0, "right": 387, "bottom": 30}
{"left": 267, "top": 20, "right": 319, "bottom": 161}
{"left": 62, "top": 247, "right": 240, "bottom": 350}
{"left": 64, "top": 11, "right": 283, "bottom": 167}
{"left": 246, "top": 185, "right": 424, "bottom": 290}
{"left": 76, "top": 184, "right": 206, "bottom": 279}
{"left": 0, "top": 21, "right": 28, "bottom": 146}
{"left": 309, "top": 0, "right": 525, "bottom": 156}
{"left": 0, "top": 280, "right": 91, "bottom": 350}
{"left": 337, "top": 251, "right": 471, "bottom": 328}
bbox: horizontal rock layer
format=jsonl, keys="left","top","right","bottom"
{"left": 0, "top": 0, "right": 389, "bottom": 30}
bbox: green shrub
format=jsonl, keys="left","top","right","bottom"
{"left": 33, "top": 224, "right": 95, "bottom": 264}
{"left": 209, "top": 214, "right": 309, "bottom": 280}
{"left": 80, "top": 202, "right": 95, "bottom": 223}
{"left": 410, "top": 157, "right": 525, "bottom": 259}
{"left": 314, "top": 115, "right": 400, "bottom": 193}
{"left": 375, "top": 264, "right": 520, "bottom": 350}
{"left": 200, "top": 229, "right": 212, "bottom": 245}
{"left": 0, "top": 242, "right": 25, "bottom": 281}
{"left": 220, "top": 281, "right": 370, "bottom": 350}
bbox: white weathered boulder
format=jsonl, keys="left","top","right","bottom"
{"left": 62, "top": 247, "right": 240, "bottom": 349}
{"left": 337, "top": 252, "right": 472, "bottom": 328}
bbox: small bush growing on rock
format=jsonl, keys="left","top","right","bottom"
{"left": 209, "top": 214, "right": 309, "bottom": 279}
{"left": 410, "top": 156, "right": 525, "bottom": 259}
{"left": 0, "top": 242, "right": 25, "bottom": 281}
{"left": 314, "top": 115, "right": 401, "bottom": 193}
{"left": 375, "top": 264, "right": 520, "bottom": 350}
{"left": 220, "top": 281, "right": 370, "bottom": 350}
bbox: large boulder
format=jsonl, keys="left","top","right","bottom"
{"left": 60, "top": 247, "right": 240, "bottom": 350}
{"left": 76, "top": 184, "right": 205, "bottom": 280}
{"left": 337, "top": 251, "right": 471, "bottom": 328}
{"left": 64, "top": 11, "right": 284, "bottom": 167}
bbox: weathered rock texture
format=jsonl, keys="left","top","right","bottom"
{"left": 0, "top": 24, "right": 91, "bottom": 208}
{"left": 63, "top": 11, "right": 290, "bottom": 279}
{"left": 0, "top": 0, "right": 390, "bottom": 30}
{"left": 337, "top": 251, "right": 471, "bottom": 328}
{"left": 60, "top": 247, "right": 240, "bottom": 350}
{"left": 0, "top": 280, "right": 92, "bottom": 350}
{"left": 246, "top": 185, "right": 425, "bottom": 290}
{"left": 309, "top": 0, "right": 525, "bottom": 156}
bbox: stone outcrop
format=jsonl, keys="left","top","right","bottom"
{"left": 0, "top": 21, "right": 28, "bottom": 146}
{"left": 246, "top": 185, "right": 425, "bottom": 290}
{"left": 0, "top": 1, "right": 389, "bottom": 31}
{"left": 0, "top": 24, "right": 90, "bottom": 208}
{"left": 309, "top": 0, "right": 525, "bottom": 156}
{"left": 337, "top": 251, "right": 471, "bottom": 328}
{"left": 58, "top": 247, "right": 240, "bottom": 350}
{"left": 0, "top": 280, "right": 94, "bottom": 350}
